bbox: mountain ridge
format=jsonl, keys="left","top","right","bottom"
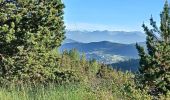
{"left": 60, "top": 41, "right": 139, "bottom": 58}
{"left": 66, "top": 30, "right": 146, "bottom": 44}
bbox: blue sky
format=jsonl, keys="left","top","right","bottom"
{"left": 63, "top": 0, "right": 167, "bottom": 32}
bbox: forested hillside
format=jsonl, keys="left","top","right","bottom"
{"left": 60, "top": 41, "right": 139, "bottom": 58}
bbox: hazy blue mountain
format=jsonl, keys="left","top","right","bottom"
{"left": 66, "top": 30, "right": 146, "bottom": 44}
{"left": 60, "top": 41, "right": 139, "bottom": 58}
{"left": 62, "top": 38, "right": 78, "bottom": 44}
{"left": 59, "top": 41, "right": 143, "bottom": 65}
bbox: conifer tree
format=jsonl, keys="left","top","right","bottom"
{"left": 0, "top": 0, "right": 65, "bottom": 83}
{"left": 136, "top": 0, "right": 170, "bottom": 95}
{"left": 89, "top": 59, "right": 99, "bottom": 76}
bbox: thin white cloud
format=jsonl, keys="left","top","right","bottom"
{"left": 65, "top": 22, "right": 142, "bottom": 32}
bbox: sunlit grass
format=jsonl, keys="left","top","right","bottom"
{"left": 0, "top": 84, "right": 106, "bottom": 100}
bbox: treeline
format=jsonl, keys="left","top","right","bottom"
{"left": 52, "top": 49, "right": 153, "bottom": 99}
{"left": 111, "top": 59, "right": 139, "bottom": 72}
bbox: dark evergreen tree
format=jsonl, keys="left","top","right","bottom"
{"left": 136, "top": 0, "right": 170, "bottom": 96}
{"left": 0, "top": 0, "right": 65, "bottom": 83}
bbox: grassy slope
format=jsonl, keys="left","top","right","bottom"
{"left": 0, "top": 84, "right": 117, "bottom": 100}
{"left": 0, "top": 72, "right": 153, "bottom": 100}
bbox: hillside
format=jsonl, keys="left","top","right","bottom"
{"left": 60, "top": 41, "right": 139, "bottom": 58}
{"left": 60, "top": 41, "right": 144, "bottom": 64}
{"left": 110, "top": 59, "right": 140, "bottom": 72}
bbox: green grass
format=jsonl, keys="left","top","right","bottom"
{"left": 0, "top": 82, "right": 154, "bottom": 100}
{"left": 0, "top": 75, "right": 154, "bottom": 100}
{"left": 0, "top": 72, "right": 153, "bottom": 100}
{"left": 0, "top": 84, "right": 115, "bottom": 100}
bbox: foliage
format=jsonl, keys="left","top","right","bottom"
{"left": 136, "top": 0, "right": 170, "bottom": 97}
{"left": 57, "top": 49, "right": 101, "bottom": 83}
{"left": 0, "top": 0, "right": 65, "bottom": 83}
{"left": 111, "top": 59, "right": 139, "bottom": 72}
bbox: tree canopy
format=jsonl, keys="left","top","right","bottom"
{"left": 0, "top": 0, "right": 65, "bottom": 83}
{"left": 136, "top": 0, "right": 170, "bottom": 96}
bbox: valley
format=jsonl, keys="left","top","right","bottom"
{"left": 60, "top": 31, "right": 146, "bottom": 72}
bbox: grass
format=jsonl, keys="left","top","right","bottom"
{"left": 0, "top": 72, "right": 153, "bottom": 100}
{"left": 0, "top": 83, "right": 115, "bottom": 100}
{"left": 0, "top": 82, "right": 153, "bottom": 100}
{"left": 0, "top": 74, "right": 154, "bottom": 100}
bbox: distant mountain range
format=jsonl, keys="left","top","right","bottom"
{"left": 66, "top": 30, "right": 146, "bottom": 44}
{"left": 61, "top": 30, "right": 146, "bottom": 72}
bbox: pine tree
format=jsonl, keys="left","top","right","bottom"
{"left": 69, "top": 49, "right": 80, "bottom": 61}
{"left": 89, "top": 59, "right": 99, "bottom": 76}
{"left": 136, "top": 0, "right": 170, "bottom": 95}
{"left": 0, "top": 0, "right": 65, "bottom": 83}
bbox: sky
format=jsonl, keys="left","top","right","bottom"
{"left": 63, "top": 0, "right": 168, "bottom": 32}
